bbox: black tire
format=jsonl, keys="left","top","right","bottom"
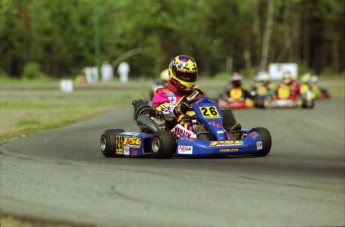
{"left": 250, "top": 127, "right": 272, "bottom": 157}
{"left": 100, "top": 128, "right": 125, "bottom": 157}
{"left": 151, "top": 131, "right": 176, "bottom": 159}
{"left": 220, "top": 106, "right": 237, "bottom": 130}
{"left": 255, "top": 97, "right": 265, "bottom": 108}
{"left": 302, "top": 99, "right": 315, "bottom": 109}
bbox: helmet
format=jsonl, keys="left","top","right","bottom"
{"left": 168, "top": 55, "right": 198, "bottom": 93}
{"left": 255, "top": 72, "right": 270, "bottom": 82}
{"left": 231, "top": 72, "right": 242, "bottom": 87}
{"left": 310, "top": 75, "right": 318, "bottom": 84}
{"left": 282, "top": 71, "right": 293, "bottom": 84}
{"left": 301, "top": 73, "right": 311, "bottom": 83}
{"left": 160, "top": 69, "right": 169, "bottom": 83}
{"left": 231, "top": 72, "right": 242, "bottom": 81}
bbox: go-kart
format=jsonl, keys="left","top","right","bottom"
{"left": 249, "top": 84, "right": 274, "bottom": 108}
{"left": 265, "top": 84, "right": 314, "bottom": 109}
{"left": 319, "top": 88, "right": 331, "bottom": 99}
{"left": 217, "top": 87, "right": 255, "bottom": 109}
{"left": 300, "top": 83, "right": 316, "bottom": 108}
{"left": 100, "top": 92, "right": 272, "bottom": 159}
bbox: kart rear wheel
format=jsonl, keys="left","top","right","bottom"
{"left": 151, "top": 131, "right": 176, "bottom": 159}
{"left": 100, "top": 128, "right": 124, "bottom": 157}
{"left": 250, "top": 127, "right": 272, "bottom": 157}
{"left": 220, "top": 106, "right": 237, "bottom": 130}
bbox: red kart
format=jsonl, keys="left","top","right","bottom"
{"left": 217, "top": 87, "right": 255, "bottom": 109}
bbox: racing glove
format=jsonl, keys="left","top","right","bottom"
{"left": 173, "top": 102, "right": 190, "bottom": 116}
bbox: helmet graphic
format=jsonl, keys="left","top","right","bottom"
{"left": 168, "top": 55, "right": 198, "bottom": 93}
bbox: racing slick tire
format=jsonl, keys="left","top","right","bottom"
{"left": 301, "top": 99, "right": 315, "bottom": 109}
{"left": 255, "top": 97, "right": 265, "bottom": 108}
{"left": 151, "top": 131, "right": 176, "bottom": 159}
{"left": 220, "top": 106, "right": 237, "bottom": 130}
{"left": 100, "top": 128, "right": 125, "bottom": 157}
{"left": 250, "top": 127, "right": 272, "bottom": 157}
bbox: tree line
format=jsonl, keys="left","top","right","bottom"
{"left": 0, "top": 0, "right": 344, "bottom": 79}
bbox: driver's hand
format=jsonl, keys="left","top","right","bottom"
{"left": 173, "top": 102, "right": 190, "bottom": 116}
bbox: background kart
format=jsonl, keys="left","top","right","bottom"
{"left": 249, "top": 84, "right": 275, "bottom": 108}
{"left": 264, "top": 84, "right": 315, "bottom": 109}
{"left": 217, "top": 97, "right": 255, "bottom": 109}
{"left": 216, "top": 87, "right": 255, "bottom": 109}
{"left": 101, "top": 96, "right": 272, "bottom": 159}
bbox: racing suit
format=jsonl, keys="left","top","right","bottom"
{"left": 152, "top": 88, "right": 205, "bottom": 128}
{"left": 275, "top": 80, "right": 301, "bottom": 100}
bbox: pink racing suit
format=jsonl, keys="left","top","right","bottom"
{"left": 152, "top": 88, "right": 205, "bottom": 124}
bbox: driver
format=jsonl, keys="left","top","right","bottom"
{"left": 133, "top": 55, "right": 241, "bottom": 140}
{"left": 221, "top": 73, "right": 251, "bottom": 100}
{"left": 152, "top": 55, "right": 205, "bottom": 128}
{"left": 275, "top": 70, "right": 301, "bottom": 100}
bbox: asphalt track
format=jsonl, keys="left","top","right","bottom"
{"left": 1, "top": 97, "right": 344, "bottom": 227}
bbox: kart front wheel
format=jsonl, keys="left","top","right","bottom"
{"left": 302, "top": 99, "right": 315, "bottom": 108}
{"left": 250, "top": 127, "right": 272, "bottom": 157}
{"left": 151, "top": 131, "right": 176, "bottom": 159}
{"left": 100, "top": 128, "right": 125, "bottom": 157}
{"left": 255, "top": 97, "right": 265, "bottom": 108}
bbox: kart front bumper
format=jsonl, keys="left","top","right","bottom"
{"left": 175, "top": 131, "right": 264, "bottom": 156}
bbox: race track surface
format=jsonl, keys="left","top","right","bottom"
{"left": 1, "top": 97, "right": 344, "bottom": 226}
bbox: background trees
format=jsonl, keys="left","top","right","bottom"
{"left": 0, "top": 0, "right": 344, "bottom": 78}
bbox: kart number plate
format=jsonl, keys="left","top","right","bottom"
{"left": 199, "top": 106, "right": 220, "bottom": 119}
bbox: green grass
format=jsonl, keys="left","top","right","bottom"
{"left": 0, "top": 79, "right": 152, "bottom": 142}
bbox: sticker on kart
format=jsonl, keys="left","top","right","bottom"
{"left": 209, "top": 141, "right": 243, "bottom": 146}
{"left": 219, "top": 148, "right": 238, "bottom": 153}
{"left": 177, "top": 145, "right": 193, "bottom": 154}
{"left": 116, "top": 135, "right": 141, "bottom": 155}
{"left": 199, "top": 106, "right": 220, "bottom": 119}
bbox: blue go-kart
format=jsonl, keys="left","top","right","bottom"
{"left": 100, "top": 94, "right": 272, "bottom": 159}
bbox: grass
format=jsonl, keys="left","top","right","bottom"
{"left": 0, "top": 79, "right": 152, "bottom": 143}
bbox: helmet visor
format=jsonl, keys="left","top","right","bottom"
{"left": 176, "top": 71, "right": 197, "bottom": 82}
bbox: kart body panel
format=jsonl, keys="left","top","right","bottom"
{"left": 111, "top": 129, "right": 265, "bottom": 157}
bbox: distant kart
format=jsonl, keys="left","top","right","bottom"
{"left": 299, "top": 83, "right": 316, "bottom": 108}
{"left": 217, "top": 88, "right": 255, "bottom": 109}
{"left": 265, "top": 84, "right": 315, "bottom": 109}
{"left": 148, "top": 79, "right": 167, "bottom": 102}
{"left": 134, "top": 80, "right": 166, "bottom": 120}
{"left": 100, "top": 95, "right": 271, "bottom": 159}
{"left": 319, "top": 88, "right": 330, "bottom": 99}
{"left": 249, "top": 85, "right": 274, "bottom": 108}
